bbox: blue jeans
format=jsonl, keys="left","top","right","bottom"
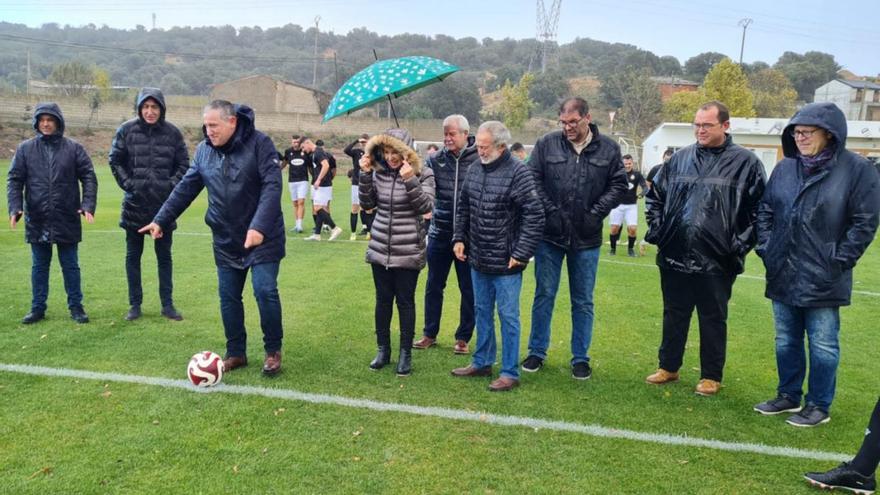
{"left": 125, "top": 229, "right": 174, "bottom": 307}
{"left": 217, "top": 262, "right": 283, "bottom": 358}
{"left": 470, "top": 269, "right": 523, "bottom": 380}
{"left": 528, "top": 241, "right": 600, "bottom": 365}
{"left": 423, "top": 237, "right": 474, "bottom": 341}
{"left": 773, "top": 301, "right": 840, "bottom": 411}
{"left": 31, "top": 242, "right": 83, "bottom": 313}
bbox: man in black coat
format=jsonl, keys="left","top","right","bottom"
{"left": 523, "top": 97, "right": 627, "bottom": 380}
{"left": 140, "top": 100, "right": 286, "bottom": 376}
{"left": 450, "top": 121, "right": 544, "bottom": 392}
{"left": 644, "top": 101, "right": 766, "bottom": 396}
{"left": 753, "top": 102, "right": 879, "bottom": 427}
{"left": 110, "top": 87, "right": 189, "bottom": 321}
{"left": 7, "top": 103, "right": 97, "bottom": 324}
{"left": 414, "top": 114, "right": 479, "bottom": 355}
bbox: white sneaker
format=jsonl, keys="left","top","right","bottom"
{"left": 349, "top": 233, "right": 357, "bottom": 241}
{"left": 328, "top": 226, "right": 344, "bottom": 241}
{"left": 303, "top": 234, "right": 321, "bottom": 241}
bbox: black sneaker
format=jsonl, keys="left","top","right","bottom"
{"left": 22, "top": 311, "right": 45, "bottom": 324}
{"left": 753, "top": 394, "right": 802, "bottom": 415}
{"left": 521, "top": 355, "right": 544, "bottom": 372}
{"left": 627, "top": 248, "right": 636, "bottom": 257}
{"left": 609, "top": 248, "right": 616, "bottom": 256}
{"left": 572, "top": 362, "right": 592, "bottom": 380}
{"left": 161, "top": 305, "right": 184, "bottom": 321}
{"left": 70, "top": 308, "right": 89, "bottom": 324}
{"left": 805, "top": 462, "right": 876, "bottom": 494}
{"left": 125, "top": 305, "right": 142, "bottom": 321}
{"left": 786, "top": 405, "right": 830, "bottom": 427}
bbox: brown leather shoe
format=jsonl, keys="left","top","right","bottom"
{"left": 413, "top": 336, "right": 436, "bottom": 349}
{"left": 488, "top": 376, "right": 520, "bottom": 392}
{"left": 695, "top": 378, "right": 721, "bottom": 396}
{"left": 645, "top": 368, "right": 679, "bottom": 385}
{"left": 222, "top": 355, "right": 248, "bottom": 372}
{"left": 453, "top": 340, "right": 469, "bottom": 354}
{"left": 262, "top": 352, "right": 282, "bottom": 376}
{"left": 450, "top": 365, "right": 492, "bottom": 377}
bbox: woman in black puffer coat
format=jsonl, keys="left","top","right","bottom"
{"left": 358, "top": 128, "right": 435, "bottom": 376}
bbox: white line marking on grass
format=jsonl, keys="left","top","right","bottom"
{"left": 0, "top": 363, "right": 849, "bottom": 463}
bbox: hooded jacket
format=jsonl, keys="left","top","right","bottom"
{"left": 425, "top": 135, "right": 479, "bottom": 242}
{"left": 756, "top": 102, "right": 880, "bottom": 307}
{"left": 359, "top": 131, "right": 435, "bottom": 271}
{"left": 453, "top": 149, "right": 544, "bottom": 275}
{"left": 153, "top": 104, "right": 285, "bottom": 269}
{"left": 530, "top": 125, "right": 628, "bottom": 250}
{"left": 645, "top": 134, "right": 766, "bottom": 276}
{"left": 7, "top": 103, "right": 97, "bottom": 244}
{"left": 109, "top": 88, "right": 190, "bottom": 231}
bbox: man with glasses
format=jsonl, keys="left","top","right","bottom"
{"left": 644, "top": 100, "right": 766, "bottom": 396}
{"left": 523, "top": 97, "right": 627, "bottom": 380}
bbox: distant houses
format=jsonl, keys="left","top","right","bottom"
{"left": 813, "top": 79, "right": 880, "bottom": 121}
{"left": 209, "top": 75, "right": 331, "bottom": 116}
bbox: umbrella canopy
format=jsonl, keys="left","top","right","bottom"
{"left": 322, "top": 56, "right": 460, "bottom": 123}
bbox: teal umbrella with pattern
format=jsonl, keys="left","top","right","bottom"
{"left": 322, "top": 56, "right": 460, "bottom": 125}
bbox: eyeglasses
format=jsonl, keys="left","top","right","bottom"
{"left": 692, "top": 123, "right": 719, "bottom": 130}
{"left": 790, "top": 129, "right": 819, "bottom": 139}
{"left": 558, "top": 116, "right": 586, "bottom": 129}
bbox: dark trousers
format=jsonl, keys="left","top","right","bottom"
{"left": 658, "top": 268, "right": 735, "bottom": 382}
{"left": 371, "top": 264, "right": 419, "bottom": 350}
{"left": 422, "top": 237, "right": 475, "bottom": 342}
{"left": 125, "top": 229, "right": 174, "bottom": 307}
{"left": 217, "top": 262, "right": 283, "bottom": 358}
{"left": 30, "top": 242, "right": 82, "bottom": 313}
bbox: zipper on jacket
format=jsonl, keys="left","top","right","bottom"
{"left": 386, "top": 171, "right": 397, "bottom": 268}
{"left": 452, "top": 153, "right": 460, "bottom": 235}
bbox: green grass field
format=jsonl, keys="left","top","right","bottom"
{"left": 1, "top": 162, "right": 878, "bottom": 494}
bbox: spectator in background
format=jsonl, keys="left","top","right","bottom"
{"left": 646, "top": 148, "right": 673, "bottom": 190}
{"left": 109, "top": 87, "right": 189, "bottom": 321}
{"left": 301, "top": 138, "right": 343, "bottom": 241}
{"left": 426, "top": 143, "right": 440, "bottom": 158}
{"left": 358, "top": 128, "right": 435, "bottom": 376}
{"left": 7, "top": 103, "right": 97, "bottom": 325}
{"left": 511, "top": 142, "right": 529, "bottom": 162}
{"left": 344, "top": 133, "right": 373, "bottom": 240}
{"left": 608, "top": 154, "right": 647, "bottom": 257}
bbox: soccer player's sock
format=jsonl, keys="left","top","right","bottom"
{"left": 295, "top": 219, "right": 302, "bottom": 230}
{"left": 365, "top": 211, "right": 375, "bottom": 230}
{"left": 628, "top": 236, "right": 636, "bottom": 250}
{"left": 318, "top": 209, "right": 336, "bottom": 229}
{"left": 313, "top": 215, "right": 324, "bottom": 235}
{"left": 360, "top": 210, "right": 368, "bottom": 229}
{"left": 851, "top": 398, "right": 880, "bottom": 476}
{"left": 610, "top": 233, "right": 620, "bottom": 250}
{"left": 350, "top": 213, "right": 358, "bottom": 233}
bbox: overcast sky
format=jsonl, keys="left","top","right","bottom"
{"left": 3, "top": 0, "right": 878, "bottom": 76}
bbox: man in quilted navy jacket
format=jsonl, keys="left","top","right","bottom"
{"left": 110, "top": 87, "right": 189, "bottom": 322}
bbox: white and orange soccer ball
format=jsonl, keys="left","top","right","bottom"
{"left": 187, "top": 351, "right": 223, "bottom": 387}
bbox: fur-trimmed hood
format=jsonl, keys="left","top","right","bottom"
{"left": 365, "top": 132, "right": 423, "bottom": 175}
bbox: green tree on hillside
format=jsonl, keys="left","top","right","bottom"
{"left": 48, "top": 61, "right": 95, "bottom": 97}
{"left": 662, "top": 89, "right": 705, "bottom": 122}
{"left": 500, "top": 73, "right": 535, "bottom": 131}
{"left": 774, "top": 51, "right": 841, "bottom": 102}
{"left": 702, "top": 58, "right": 756, "bottom": 118}
{"left": 683, "top": 52, "right": 727, "bottom": 81}
{"left": 749, "top": 68, "right": 798, "bottom": 118}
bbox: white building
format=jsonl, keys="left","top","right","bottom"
{"left": 814, "top": 79, "right": 880, "bottom": 121}
{"left": 641, "top": 117, "right": 880, "bottom": 177}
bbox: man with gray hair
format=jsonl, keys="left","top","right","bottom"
{"left": 140, "top": 100, "right": 287, "bottom": 376}
{"left": 451, "top": 121, "right": 544, "bottom": 391}
{"left": 524, "top": 97, "right": 627, "bottom": 380}
{"left": 414, "top": 114, "right": 479, "bottom": 354}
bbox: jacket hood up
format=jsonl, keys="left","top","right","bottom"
{"left": 32, "top": 102, "right": 65, "bottom": 137}
{"left": 365, "top": 130, "right": 423, "bottom": 175}
{"left": 782, "top": 102, "right": 847, "bottom": 159}
{"left": 135, "top": 87, "right": 167, "bottom": 124}
{"left": 203, "top": 104, "right": 256, "bottom": 153}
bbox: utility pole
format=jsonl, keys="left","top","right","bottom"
{"left": 738, "top": 18, "right": 753, "bottom": 65}
{"left": 312, "top": 15, "right": 321, "bottom": 88}
{"left": 26, "top": 49, "right": 31, "bottom": 96}
{"left": 152, "top": 13, "right": 156, "bottom": 30}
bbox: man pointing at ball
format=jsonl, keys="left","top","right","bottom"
{"left": 140, "top": 100, "right": 286, "bottom": 376}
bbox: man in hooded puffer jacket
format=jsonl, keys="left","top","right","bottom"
{"left": 8, "top": 103, "right": 97, "bottom": 324}
{"left": 110, "top": 88, "right": 189, "bottom": 321}
{"left": 753, "top": 102, "right": 880, "bottom": 427}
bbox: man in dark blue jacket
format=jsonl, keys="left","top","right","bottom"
{"left": 523, "top": 97, "right": 627, "bottom": 380}
{"left": 140, "top": 100, "right": 286, "bottom": 376}
{"left": 450, "top": 121, "right": 544, "bottom": 392}
{"left": 645, "top": 101, "right": 766, "bottom": 396}
{"left": 110, "top": 87, "right": 189, "bottom": 322}
{"left": 414, "top": 114, "right": 479, "bottom": 355}
{"left": 8, "top": 103, "right": 97, "bottom": 324}
{"left": 753, "top": 102, "right": 880, "bottom": 427}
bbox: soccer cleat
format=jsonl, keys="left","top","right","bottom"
{"left": 349, "top": 233, "right": 357, "bottom": 241}
{"left": 754, "top": 395, "right": 802, "bottom": 415}
{"left": 804, "top": 462, "right": 876, "bottom": 494}
{"left": 627, "top": 248, "right": 636, "bottom": 257}
{"left": 328, "top": 226, "right": 344, "bottom": 241}
{"left": 521, "top": 355, "right": 544, "bottom": 373}
{"left": 609, "top": 248, "right": 616, "bottom": 256}
{"left": 303, "top": 234, "right": 321, "bottom": 241}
